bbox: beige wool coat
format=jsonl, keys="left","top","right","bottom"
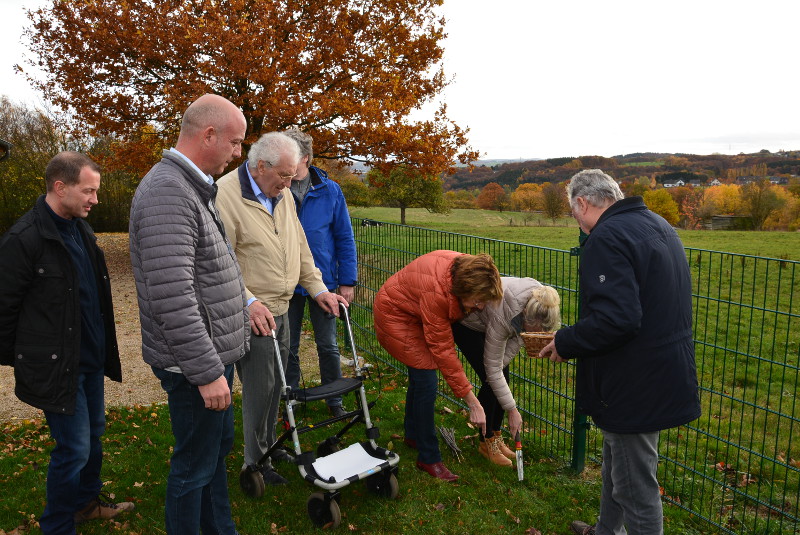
{"left": 215, "top": 164, "right": 328, "bottom": 317}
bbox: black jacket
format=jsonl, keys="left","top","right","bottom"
{"left": 0, "top": 195, "right": 121, "bottom": 414}
{"left": 555, "top": 197, "right": 701, "bottom": 433}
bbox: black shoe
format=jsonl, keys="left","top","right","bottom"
{"left": 260, "top": 467, "right": 288, "bottom": 486}
{"left": 329, "top": 405, "right": 347, "bottom": 418}
{"left": 271, "top": 449, "right": 295, "bottom": 464}
{"left": 570, "top": 520, "right": 596, "bottom": 535}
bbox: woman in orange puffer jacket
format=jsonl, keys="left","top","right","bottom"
{"left": 373, "top": 250, "right": 503, "bottom": 482}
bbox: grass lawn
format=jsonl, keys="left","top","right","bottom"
{"left": 0, "top": 367, "right": 703, "bottom": 535}
{"left": 349, "top": 207, "right": 800, "bottom": 261}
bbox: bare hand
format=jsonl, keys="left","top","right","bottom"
{"left": 507, "top": 407, "right": 523, "bottom": 438}
{"left": 338, "top": 285, "right": 355, "bottom": 305}
{"left": 198, "top": 375, "right": 231, "bottom": 411}
{"left": 539, "top": 339, "right": 567, "bottom": 363}
{"left": 248, "top": 300, "right": 276, "bottom": 335}
{"left": 464, "top": 391, "right": 487, "bottom": 436}
{"left": 315, "top": 291, "right": 348, "bottom": 317}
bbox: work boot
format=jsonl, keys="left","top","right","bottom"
{"left": 494, "top": 431, "right": 516, "bottom": 460}
{"left": 478, "top": 436, "right": 512, "bottom": 467}
{"left": 74, "top": 493, "right": 135, "bottom": 524}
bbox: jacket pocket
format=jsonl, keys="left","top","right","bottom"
{"left": 13, "top": 343, "right": 68, "bottom": 406}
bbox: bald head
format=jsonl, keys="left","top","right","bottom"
{"left": 175, "top": 94, "right": 247, "bottom": 176}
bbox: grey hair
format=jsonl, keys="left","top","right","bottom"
{"left": 247, "top": 131, "right": 301, "bottom": 168}
{"left": 567, "top": 169, "right": 624, "bottom": 208}
{"left": 282, "top": 128, "right": 314, "bottom": 166}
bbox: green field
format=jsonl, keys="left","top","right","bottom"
{"left": 349, "top": 207, "right": 800, "bottom": 261}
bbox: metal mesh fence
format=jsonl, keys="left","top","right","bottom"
{"left": 345, "top": 218, "right": 799, "bottom": 534}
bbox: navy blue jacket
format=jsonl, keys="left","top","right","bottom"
{"left": 292, "top": 166, "right": 357, "bottom": 295}
{"left": 554, "top": 197, "right": 701, "bottom": 433}
{"left": 0, "top": 195, "right": 121, "bottom": 414}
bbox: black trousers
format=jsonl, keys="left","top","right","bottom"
{"left": 451, "top": 322, "right": 509, "bottom": 439}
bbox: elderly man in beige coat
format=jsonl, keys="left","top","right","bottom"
{"left": 453, "top": 277, "right": 560, "bottom": 467}
{"left": 215, "top": 131, "right": 346, "bottom": 486}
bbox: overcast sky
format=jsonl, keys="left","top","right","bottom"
{"left": 2, "top": 0, "right": 799, "bottom": 160}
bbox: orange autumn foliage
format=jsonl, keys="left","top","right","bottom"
{"left": 23, "top": 0, "right": 478, "bottom": 176}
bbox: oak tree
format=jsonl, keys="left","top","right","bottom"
{"left": 367, "top": 165, "right": 448, "bottom": 225}
{"left": 23, "top": 0, "right": 478, "bottom": 176}
{"left": 476, "top": 182, "right": 507, "bottom": 211}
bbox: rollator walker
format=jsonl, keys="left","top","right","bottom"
{"left": 239, "top": 303, "right": 400, "bottom": 529}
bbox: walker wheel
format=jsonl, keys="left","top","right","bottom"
{"left": 365, "top": 472, "right": 399, "bottom": 499}
{"left": 239, "top": 467, "right": 265, "bottom": 498}
{"left": 307, "top": 492, "right": 341, "bottom": 528}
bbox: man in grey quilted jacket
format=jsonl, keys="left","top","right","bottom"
{"left": 129, "top": 94, "right": 249, "bottom": 535}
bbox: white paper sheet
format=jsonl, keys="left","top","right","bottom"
{"left": 312, "top": 443, "right": 384, "bottom": 482}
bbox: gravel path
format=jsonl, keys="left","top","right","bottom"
{"left": 0, "top": 233, "right": 321, "bottom": 422}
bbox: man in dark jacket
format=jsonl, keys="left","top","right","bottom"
{"left": 540, "top": 169, "right": 701, "bottom": 535}
{"left": 282, "top": 129, "right": 357, "bottom": 417}
{"left": 0, "top": 151, "right": 133, "bottom": 534}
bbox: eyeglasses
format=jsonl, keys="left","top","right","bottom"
{"left": 278, "top": 172, "right": 297, "bottom": 181}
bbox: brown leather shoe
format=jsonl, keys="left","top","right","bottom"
{"left": 415, "top": 460, "right": 459, "bottom": 482}
{"left": 570, "top": 520, "right": 596, "bottom": 535}
{"left": 74, "top": 493, "right": 135, "bottom": 524}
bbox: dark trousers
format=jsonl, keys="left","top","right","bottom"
{"left": 152, "top": 365, "right": 238, "bottom": 535}
{"left": 40, "top": 371, "right": 105, "bottom": 535}
{"left": 404, "top": 366, "right": 441, "bottom": 464}
{"left": 452, "top": 322, "right": 508, "bottom": 439}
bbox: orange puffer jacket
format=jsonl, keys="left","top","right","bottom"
{"left": 373, "top": 250, "right": 472, "bottom": 399}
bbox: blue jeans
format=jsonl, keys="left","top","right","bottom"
{"left": 404, "top": 367, "right": 441, "bottom": 464}
{"left": 40, "top": 371, "right": 105, "bottom": 535}
{"left": 596, "top": 430, "right": 663, "bottom": 535}
{"left": 286, "top": 293, "right": 343, "bottom": 407}
{"left": 152, "top": 365, "right": 238, "bottom": 535}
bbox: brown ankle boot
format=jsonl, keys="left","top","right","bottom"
{"left": 494, "top": 431, "right": 515, "bottom": 460}
{"left": 478, "top": 436, "right": 512, "bottom": 467}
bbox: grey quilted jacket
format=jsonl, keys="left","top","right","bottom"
{"left": 129, "top": 150, "right": 249, "bottom": 386}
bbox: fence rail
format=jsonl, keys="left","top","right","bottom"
{"left": 347, "top": 218, "right": 799, "bottom": 534}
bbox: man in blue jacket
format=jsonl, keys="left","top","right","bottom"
{"left": 0, "top": 152, "right": 133, "bottom": 534}
{"left": 283, "top": 129, "right": 357, "bottom": 418}
{"left": 540, "top": 169, "right": 701, "bottom": 535}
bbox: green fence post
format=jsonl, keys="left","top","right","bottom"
{"left": 570, "top": 231, "right": 589, "bottom": 473}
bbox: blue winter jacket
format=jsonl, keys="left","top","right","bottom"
{"left": 292, "top": 166, "right": 357, "bottom": 295}
{"left": 554, "top": 196, "right": 701, "bottom": 433}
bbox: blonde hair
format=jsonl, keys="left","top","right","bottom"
{"left": 451, "top": 253, "right": 503, "bottom": 303}
{"left": 524, "top": 285, "right": 561, "bottom": 331}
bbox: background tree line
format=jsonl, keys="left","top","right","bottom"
{"left": 4, "top": 95, "right": 799, "bottom": 233}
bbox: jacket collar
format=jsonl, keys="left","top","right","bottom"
{"left": 161, "top": 150, "right": 216, "bottom": 202}
{"left": 308, "top": 165, "right": 327, "bottom": 187}
{"left": 594, "top": 196, "right": 646, "bottom": 229}
{"left": 237, "top": 161, "right": 259, "bottom": 202}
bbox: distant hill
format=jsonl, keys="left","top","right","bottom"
{"left": 443, "top": 151, "right": 800, "bottom": 191}
{"left": 457, "top": 158, "right": 542, "bottom": 168}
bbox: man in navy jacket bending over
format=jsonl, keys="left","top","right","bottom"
{"left": 540, "top": 169, "right": 701, "bottom": 535}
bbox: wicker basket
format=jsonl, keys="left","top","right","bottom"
{"left": 521, "top": 332, "right": 555, "bottom": 356}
